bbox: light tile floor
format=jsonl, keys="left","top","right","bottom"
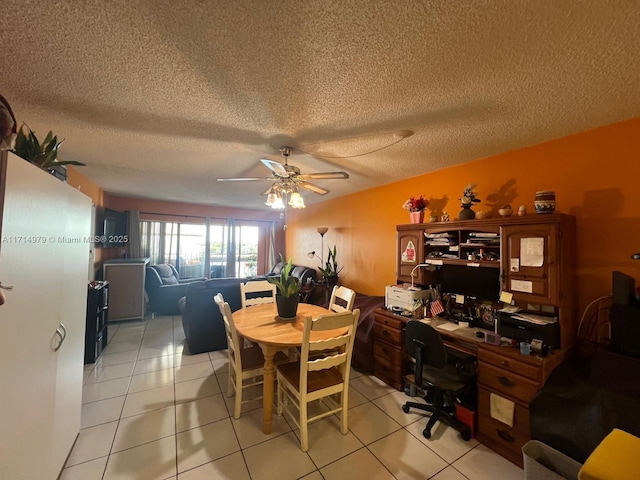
{"left": 63, "top": 315, "right": 524, "bottom": 480}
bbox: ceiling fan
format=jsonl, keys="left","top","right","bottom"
{"left": 217, "top": 146, "right": 349, "bottom": 208}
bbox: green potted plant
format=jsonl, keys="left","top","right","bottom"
{"left": 318, "top": 245, "right": 343, "bottom": 287}
{"left": 12, "top": 124, "right": 85, "bottom": 179}
{"left": 267, "top": 255, "right": 301, "bottom": 319}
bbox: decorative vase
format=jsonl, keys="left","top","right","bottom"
{"left": 409, "top": 210, "right": 425, "bottom": 224}
{"left": 535, "top": 191, "right": 556, "bottom": 214}
{"left": 458, "top": 205, "right": 475, "bottom": 220}
{"left": 275, "top": 295, "right": 299, "bottom": 320}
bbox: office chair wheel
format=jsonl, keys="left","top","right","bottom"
{"left": 402, "top": 404, "right": 410, "bottom": 413}
{"left": 461, "top": 430, "right": 471, "bottom": 441}
{"left": 422, "top": 428, "right": 432, "bottom": 439}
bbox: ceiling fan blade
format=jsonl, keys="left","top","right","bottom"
{"left": 260, "top": 158, "right": 288, "bottom": 177}
{"left": 300, "top": 182, "right": 329, "bottom": 195}
{"left": 303, "top": 171, "right": 350, "bottom": 180}
{"left": 217, "top": 177, "right": 274, "bottom": 182}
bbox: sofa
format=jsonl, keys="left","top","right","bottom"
{"left": 178, "top": 262, "right": 317, "bottom": 355}
{"left": 145, "top": 264, "right": 207, "bottom": 315}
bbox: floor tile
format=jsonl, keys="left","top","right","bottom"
{"left": 406, "top": 416, "right": 478, "bottom": 464}
{"left": 299, "top": 415, "right": 364, "bottom": 467}
{"left": 431, "top": 466, "right": 470, "bottom": 480}
{"left": 230, "top": 407, "right": 292, "bottom": 449}
{"left": 175, "top": 394, "right": 229, "bottom": 432}
{"left": 59, "top": 456, "right": 108, "bottom": 480}
{"left": 121, "top": 384, "right": 175, "bottom": 418}
{"left": 103, "top": 435, "right": 177, "bottom": 480}
{"left": 320, "top": 447, "right": 395, "bottom": 480}
{"left": 176, "top": 418, "right": 240, "bottom": 473}
{"left": 175, "top": 362, "right": 214, "bottom": 383}
{"left": 347, "top": 384, "right": 369, "bottom": 409}
{"left": 96, "top": 350, "right": 139, "bottom": 367}
{"left": 369, "top": 429, "right": 449, "bottom": 479}
{"left": 299, "top": 472, "right": 324, "bottom": 480}
{"left": 175, "top": 375, "right": 221, "bottom": 403}
{"left": 133, "top": 354, "right": 174, "bottom": 375}
{"left": 112, "top": 405, "right": 176, "bottom": 453}
{"left": 350, "top": 374, "right": 396, "bottom": 400}
{"left": 174, "top": 351, "right": 211, "bottom": 367}
{"left": 101, "top": 340, "right": 141, "bottom": 354}
{"left": 243, "top": 432, "right": 316, "bottom": 480}
{"left": 209, "top": 349, "right": 230, "bottom": 372}
{"left": 372, "top": 390, "right": 428, "bottom": 426}
{"left": 82, "top": 377, "right": 131, "bottom": 403}
{"left": 128, "top": 368, "right": 175, "bottom": 393}
{"left": 138, "top": 344, "right": 175, "bottom": 360}
{"left": 85, "top": 362, "right": 136, "bottom": 384}
{"left": 66, "top": 421, "right": 118, "bottom": 466}
{"left": 81, "top": 396, "right": 126, "bottom": 429}
{"left": 348, "top": 402, "right": 403, "bottom": 445}
{"left": 452, "top": 444, "right": 523, "bottom": 480}
{"left": 177, "top": 451, "right": 250, "bottom": 479}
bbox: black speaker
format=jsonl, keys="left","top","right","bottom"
{"left": 610, "top": 304, "right": 640, "bottom": 358}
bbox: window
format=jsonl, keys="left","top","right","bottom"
{"left": 141, "top": 217, "right": 272, "bottom": 279}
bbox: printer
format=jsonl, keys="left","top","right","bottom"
{"left": 497, "top": 312, "right": 560, "bottom": 350}
{"left": 385, "top": 285, "right": 430, "bottom": 311}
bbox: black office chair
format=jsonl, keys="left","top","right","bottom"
{"left": 402, "top": 320, "right": 476, "bottom": 441}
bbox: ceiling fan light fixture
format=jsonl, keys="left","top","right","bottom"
{"left": 271, "top": 194, "right": 285, "bottom": 209}
{"left": 288, "top": 191, "right": 305, "bottom": 209}
{"left": 265, "top": 191, "right": 277, "bottom": 207}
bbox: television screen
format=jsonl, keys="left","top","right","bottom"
{"left": 100, "top": 208, "right": 128, "bottom": 247}
{"left": 440, "top": 264, "right": 500, "bottom": 302}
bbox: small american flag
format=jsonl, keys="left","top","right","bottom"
{"left": 430, "top": 298, "right": 445, "bottom": 316}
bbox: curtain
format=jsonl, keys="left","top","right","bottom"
{"left": 127, "top": 210, "right": 142, "bottom": 258}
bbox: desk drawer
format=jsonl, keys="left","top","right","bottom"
{"left": 478, "top": 348, "right": 540, "bottom": 381}
{"left": 477, "top": 386, "right": 530, "bottom": 436}
{"left": 374, "top": 340, "right": 402, "bottom": 366}
{"left": 374, "top": 313, "right": 404, "bottom": 330}
{"left": 478, "top": 363, "right": 540, "bottom": 402}
{"left": 374, "top": 322, "right": 403, "bottom": 346}
{"left": 478, "top": 412, "right": 529, "bottom": 466}
{"left": 374, "top": 357, "right": 403, "bottom": 390}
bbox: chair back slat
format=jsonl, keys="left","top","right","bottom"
{"left": 308, "top": 353, "right": 348, "bottom": 372}
{"left": 310, "top": 335, "right": 349, "bottom": 352}
{"left": 328, "top": 286, "right": 356, "bottom": 313}
{"left": 240, "top": 280, "right": 277, "bottom": 308}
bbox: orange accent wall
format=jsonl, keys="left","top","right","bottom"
{"left": 285, "top": 117, "right": 640, "bottom": 318}
{"left": 66, "top": 166, "right": 103, "bottom": 206}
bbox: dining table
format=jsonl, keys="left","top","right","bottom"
{"left": 232, "top": 302, "right": 345, "bottom": 434}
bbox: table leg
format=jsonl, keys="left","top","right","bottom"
{"left": 260, "top": 344, "right": 277, "bottom": 434}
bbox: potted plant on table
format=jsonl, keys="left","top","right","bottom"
{"left": 318, "top": 245, "right": 343, "bottom": 287}
{"left": 267, "top": 255, "right": 301, "bottom": 320}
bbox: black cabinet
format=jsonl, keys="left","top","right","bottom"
{"left": 85, "top": 281, "right": 109, "bottom": 364}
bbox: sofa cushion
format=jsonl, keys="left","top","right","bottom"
{"left": 153, "top": 264, "right": 179, "bottom": 285}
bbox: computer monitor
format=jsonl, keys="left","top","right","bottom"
{"left": 440, "top": 264, "right": 501, "bottom": 303}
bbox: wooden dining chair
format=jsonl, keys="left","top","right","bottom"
{"left": 240, "top": 280, "right": 277, "bottom": 308}
{"left": 328, "top": 285, "right": 356, "bottom": 313}
{"left": 214, "top": 293, "right": 286, "bottom": 419}
{"left": 276, "top": 308, "right": 361, "bottom": 451}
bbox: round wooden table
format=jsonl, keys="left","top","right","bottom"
{"left": 232, "top": 302, "right": 342, "bottom": 434}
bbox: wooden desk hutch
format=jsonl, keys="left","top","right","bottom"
{"left": 373, "top": 213, "right": 576, "bottom": 467}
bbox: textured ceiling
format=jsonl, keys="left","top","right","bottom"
{"left": 1, "top": 1, "right": 640, "bottom": 209}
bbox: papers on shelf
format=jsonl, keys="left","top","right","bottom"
{"left": 511, "top": 312, "right": 557, "bottom": 325}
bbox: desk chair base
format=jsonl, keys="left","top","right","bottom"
{"left": 403, "top": 390, "right": 471, "bottom": 441}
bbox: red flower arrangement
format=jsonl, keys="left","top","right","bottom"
{"left": 402, "top": 195, "right": 429, "bottom": 212}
